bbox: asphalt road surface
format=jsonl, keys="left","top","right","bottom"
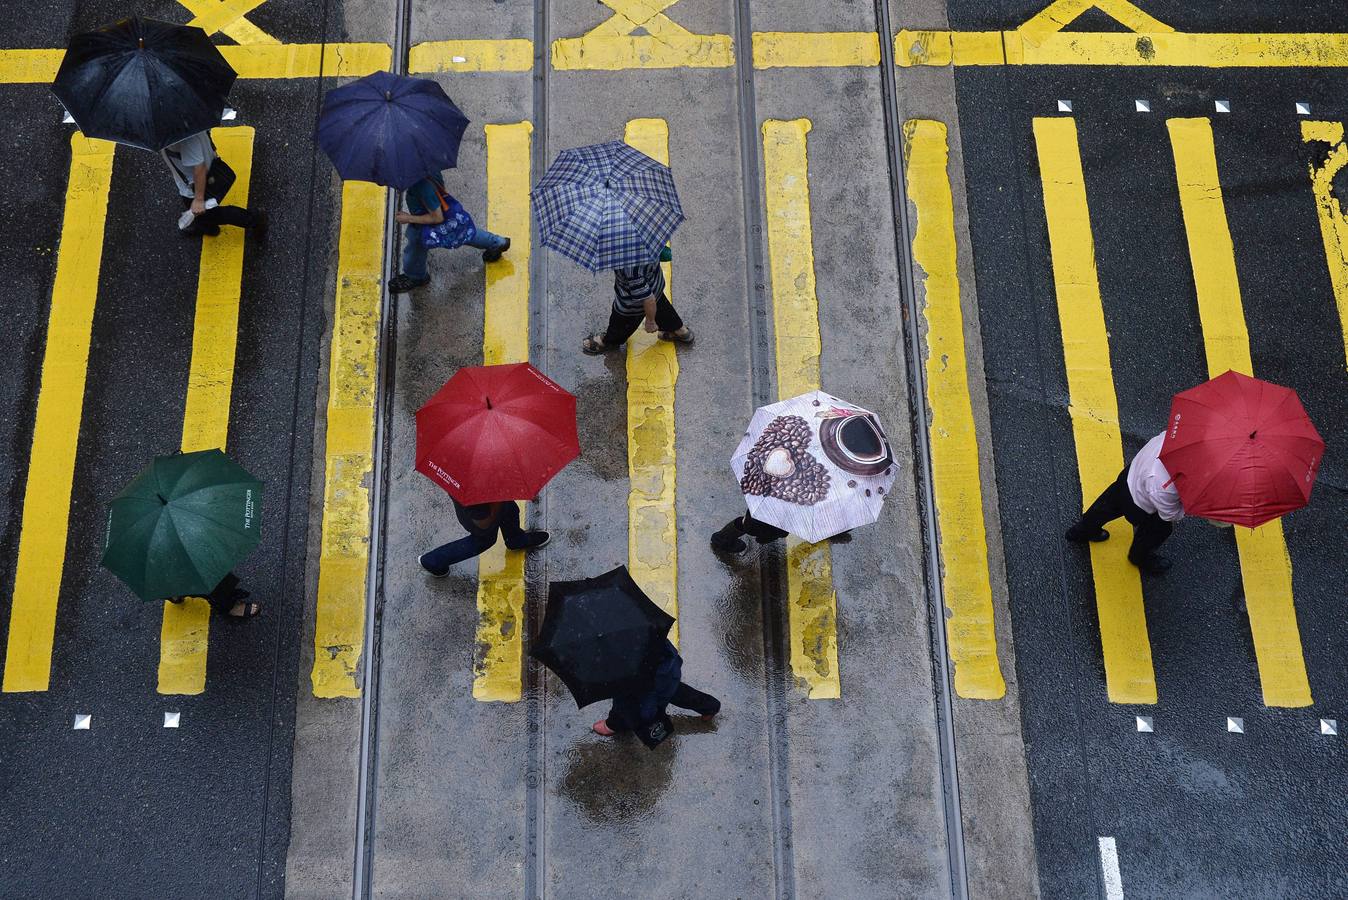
{"left": 3, "top": 1, "right": 1348, "bottom": 898}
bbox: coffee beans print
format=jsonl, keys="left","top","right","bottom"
{"left": 740, "top": 415, "right": 831, "bottom": 506}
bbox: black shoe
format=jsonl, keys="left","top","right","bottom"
{"left": 1065, "top": 524, "right": 1109, "bottom": 543}
{"left": 1129, "top": 553, "right": 1172, "bottom": 575}
{"left": 249, "top": 211, "right": 268, "bottom": 243}
{"left": 510, "top": 530, "right": 549, "bottom": 551}
{"left": 483, "top": 237, "right": 510, "bottom": 263}
{"left": 418, "top": 553, "right": 449, "bottom": 578}
{"left": 389, "top": 274, "right": 431, "bottom": 294}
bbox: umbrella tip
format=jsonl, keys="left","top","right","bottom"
{"left": 384, "top": 90, "right": 392, "bottom": 101}
{"left": 1250, "top": 430, "right": 1257, "bottom": 440}
{"left": 138, "top": 37, "right": 145, "bottom": 49}
{"left": 156, "top": 493, "right": 168, "bottom": 504}
{"left": 486, "top": 396, "right": 493, "bottom": 410}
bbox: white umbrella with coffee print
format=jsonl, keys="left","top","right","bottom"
{"left": 731, "top": 391, "right": 898, "bottom": 543}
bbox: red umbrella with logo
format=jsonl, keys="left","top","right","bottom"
{"left": 1159, "top": 370, "right": 1325, "bottom": 527}
{"left": 416, "top": 363, "right": 579, "bottom": 504}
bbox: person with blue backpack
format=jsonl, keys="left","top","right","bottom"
{"left": 388, "top": 172, "right": 511, "bottom": 294}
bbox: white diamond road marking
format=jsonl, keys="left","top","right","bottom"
{"left": 73, "top": 714, "right": 91, "bottom": 730}
{"left": 1321, "top": 719, "right": 1338, "bottom": 736}
{"left": 1098, "top": 837, "right": 1125, "bottom": 900}
{"left": 1215, "top": 100, "right": 1231, "bottom": 113}
{"left": 163, "top": 712, "right": 181, "bottom": 729}
{"left": 1058, "top": 100, "right": 1073, "bottom": 113}
{"left": 1135, "top": 716, "right": 1153, "bottom": 733}
{"left": 1297, "top": 102, "right": 1312, "bottom": 115}
{"left": 1135, "top": 99, "right": 1151, "bottom": 112}
{"left": 1227, "top": 717, "right": 1244, "bottom": 733}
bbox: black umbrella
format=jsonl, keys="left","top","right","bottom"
{"left": 530, "top": 566, "right": 675, "bottom": 708}
{"left": 52, "top": 16, "right": 236, "bottom": 152}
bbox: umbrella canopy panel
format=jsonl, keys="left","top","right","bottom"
{"left": 1160, "top": 369, "right": 1325, "bottom": 527}
{"left": 532, "top": 141, "right": 684, "bottom": 272}
{"left": 52, "top": 17, "right": 236, "bottom": 151}
{"left": 101, "top": 449, "right": 263, "bottom": 601}
{"left": 731, "top": 390, "right": 898, "bottom": 543}
{"left": 415, "top": 362, "right": 580, "bottom": 504}
{"left": 531, "top": 566, "right": 676, "bottom": 709}
{"left": 317, "top": 71, "right": 470, "bottom": 189}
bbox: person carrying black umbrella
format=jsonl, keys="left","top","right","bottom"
{"left": 162, "top": 131, "right": 266, "bottom": 239}
{"left": 591, "top": 639, "right": 720, "bottom": 747}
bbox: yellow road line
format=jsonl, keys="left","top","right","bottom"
{"left": 1168, "top": 117, "right": 1311, "bottom": 708}
{"left": 902, "top": 119, "right": 1005, "bottom": 701}
{"left": 2, "top": 136, "right": 114, "bottom": 693}
{"left": 898, "top": 30, "right": 1348, "bottom": 68}
{"left": 623, "top": 118, "right": 680, "bottom": 647}
{"left": 1301, "top": 121, "right": 1348, "bottom": 369}
{"left": 219, "top": 43, "right": 391, "bottom": 79}
{"left": 0, "top": 45, "right": 391, "bottom": 83}
{"left": 552, "top": 0, "right": 733, "bottom": 70}
{"left": 474, "top": 122, "right": 534, "bottom": 703}
{"left": 761, "top": 118, "right": 840, "bottom": 700}
{"left": 1033, "top": 117, "right": 1156, "bottom": 705}
{"left": 310, "top": 181, "right": 387, "bottom": 699}
{"left": 409, "top": 40, "right": 534, "bottom": 73}
{"left": 180, "top": 0, "right": 279, "bottom": 45}
{"left": 159, "top": 127, "right": 256, "bottom": 695}
{"left": 752, "top": 32, "right": 880, "bottom": 68}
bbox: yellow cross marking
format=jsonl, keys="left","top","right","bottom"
{"left": 178, "top": 0, "right": 279, "bottom": 45}
{"left": 898, "top": 0, "right": 1348, "bottom": 67}
{"left": 552, "top": 0, "right": 733, "bottom": 70}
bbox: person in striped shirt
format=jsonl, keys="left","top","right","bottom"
{"left": 582, "top": 259, "right": 693, "bottom": 354}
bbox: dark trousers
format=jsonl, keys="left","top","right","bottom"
{"left": 607, "top": 683, "right": 721, "bottom": 732}
{"left": 712, "top": 510, "right": 788, "bottom": 550}
{"left": 1075, "top": 467, "right": 1173, "bottom": 561}
{"left": 422, "top": 501, "right": 529, "bottom": 572}
{"left": 602, "top": 292, "right": 684, "bottom": 346}
{"left": 180, "top": 196, "right": 258, "bottom": 233}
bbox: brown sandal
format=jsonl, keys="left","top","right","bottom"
{"left": 582, "top": 334, "right": 621, "bottom": 355}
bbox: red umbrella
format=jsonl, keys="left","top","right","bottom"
{"left": 1160, "top": 370, "right": 1325, "bottom": 527}
{"left": 416, "top": 363, "right": 579, "bottom": 504}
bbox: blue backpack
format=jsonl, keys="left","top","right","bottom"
{"left": 420, "top": 179, "right": 477, "bottom": 249}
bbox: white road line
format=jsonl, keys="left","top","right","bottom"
{"left": 1098, "top": 836, "right": 1125, "bottom": 900}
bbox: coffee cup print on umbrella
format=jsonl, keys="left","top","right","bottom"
{"left": 731, "top": 391, "right": 897, "bottom": 544}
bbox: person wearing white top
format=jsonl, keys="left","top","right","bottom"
{"left": 1065, "top": 432, "right": 1183, "bottom": 574}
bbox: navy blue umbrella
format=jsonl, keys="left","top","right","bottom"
{"left": 317, "top": 71, "right": 470, "bottom": 189}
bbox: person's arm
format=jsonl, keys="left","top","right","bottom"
{"left": 394, "top": 183, "right": 446, "bottom": 226}
{"left": 469, "top": 502, "right": 502, "bottom": 530}
{"left": 190, "top": 162, "right": 209, "bottom": 215}
{"left": 642, "top": 295, "right": 659, "bottom": 332}
{"left": 395, "top": 207, "right": 445, "bottom": 225}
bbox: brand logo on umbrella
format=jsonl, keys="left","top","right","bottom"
{"left": 244, "top": 489, "right": 254, "bottom": 529}
{"left": 1169, "top": 412, "right": 1182, "bottom": 439}
{"left": 427, "top": 461, "right": 461, "bottom": 489}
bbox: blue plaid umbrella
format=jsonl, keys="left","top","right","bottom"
{"left": 317, "top": 71, "right": 469, "bottom": 189}
{"left": 532, "top": 141, "right": 684, "bottom": 272}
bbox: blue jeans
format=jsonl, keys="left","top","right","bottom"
{"left": 401, "top": 225, "right": 510, "bottom": 281}
{"left": 421, "top": 501, "right": 528, "bottom": 573}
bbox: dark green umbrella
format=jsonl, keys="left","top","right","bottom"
{"left": 101, "top": 449, "right": 262, "bottom": 601}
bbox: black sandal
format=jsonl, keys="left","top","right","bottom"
{"left": 658, "top": 327, "right": 694, "bottom": 345}
{"left": 222, "top": 601, "right": 261, "bottom": 620}
{"left": 582, "top": 334, "right": 621, "bottom": 355}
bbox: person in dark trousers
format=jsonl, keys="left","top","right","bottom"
{"left": 711, "top": 509, "right": 788, "bottom": 553}
{"left": 161, "top": 131, "right": 267, "bottom": 239}
{"left": 581, "top": 260, "right": 693, "bottom": 355}
{"left": 388, "top": 173, "right": 511, "bottom": 293}
{"left": 164, "top": 571, "right": 259, "bottom": 619}
{"left": 1064, "top": 431, "right": 1184, "bottom": 574}
{"left": 592, "top": 639, "right": 720, "bottom": 747}
{"left": 419, "top": 499, "right": 549, "bottom": 577}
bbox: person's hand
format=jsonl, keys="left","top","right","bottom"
{"left": 190, "top": 198, "right": 206, "bottom": 216}
{"left": 394, "top": 212, "right": 413, "bottom": 224}
{"left": 643, "top": 318, "right": 657, "bottom": 333}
